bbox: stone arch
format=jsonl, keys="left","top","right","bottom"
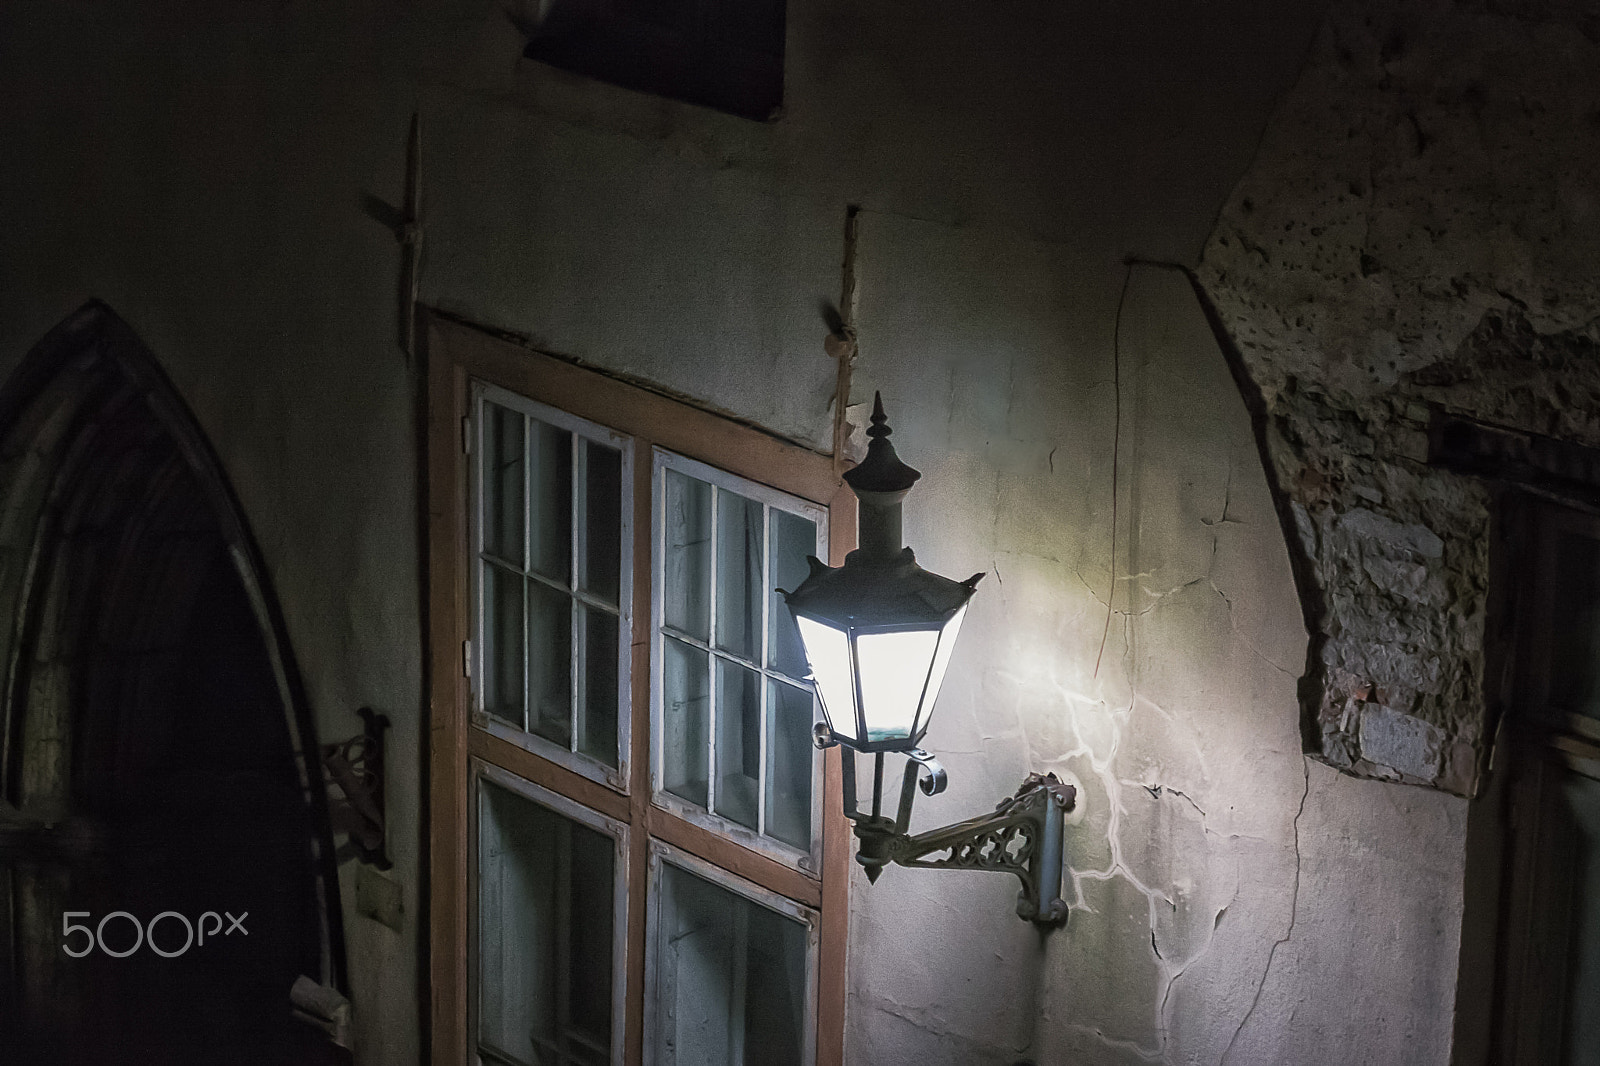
{"left": 0, "top": 301, "right": 346, "bottom": 1063}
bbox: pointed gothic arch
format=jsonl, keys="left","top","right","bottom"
{"left": 0, "top": 301, "right": 346, "bottom": 1063}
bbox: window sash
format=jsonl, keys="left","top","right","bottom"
{"left": 470, "top": 759, "right": 631, "bottom": 1066}
{"left": 642, "top": 838, "right": 819, "bottom": 1066}
{"left": 471, "top": 380, "right": 635, "bottom": 793}
{"left": 434, "top": 318, "right": 850, "bottom": 1066}
{"left": 650, "top": 446, "right": 828, "bottom": 874}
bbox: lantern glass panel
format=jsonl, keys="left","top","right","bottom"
{"left": 793, "top": 615, "right": 856, "bottom": 743}
{"left": 855, "top": 628, "right": 940, "bottom": 744}
{"left": 913, "top": 604, "right": 968, "bottom": 740}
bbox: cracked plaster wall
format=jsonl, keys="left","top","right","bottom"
{"left": 1198, "top": 0, "right": 1600, "bottom": 794}
{"left": 0, "top": 0, "right": 1478, "bottom": 1063}
{"left": 850, "top": 224, "right": 1467, "bottom": 1065}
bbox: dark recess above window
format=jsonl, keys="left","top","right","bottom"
{"left": 521, "top": 0, "right": 786, "bottom": 121}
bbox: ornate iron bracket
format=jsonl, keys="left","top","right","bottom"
{"left": 823, "top": 733, "right": 1075, "bottom": 927}
{"left": 322, "top": 707, "right": 391, "bottom": 870}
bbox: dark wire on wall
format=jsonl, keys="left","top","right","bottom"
{"left": 1093, "top": 263, "right": 1134, "bottom": 680}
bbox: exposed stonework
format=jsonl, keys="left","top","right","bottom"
{"left": 1198, "top": 0, "right": 1600, "bottom": 793}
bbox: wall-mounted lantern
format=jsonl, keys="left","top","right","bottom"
{"left": 783, "top": 396, "right": 1075, "bottom": 926}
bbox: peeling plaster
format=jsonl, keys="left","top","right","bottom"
{"left": 1198, "top": 0, "right": 1600, "bottom": 794}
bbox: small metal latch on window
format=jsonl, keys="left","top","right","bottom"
{"left": 322, "top": 707, "right": 391, "bottom": 870}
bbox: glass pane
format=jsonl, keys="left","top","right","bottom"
{"left": 654, "top": 863, "right": 806, "bottom": 1066}
{"left": 663, "top": 637, "right": 710, "bottom": 807}
{"left": 766, "top": 680, "right": 814, "bottom": 852}
{"left": 577, "top": 604, "right": 619, "bottom": 766}
{"left": 715, "top": 491, "right": 763, "bottom": 661}
{"left": 767, "top": 509, "right": 817, "bottom": 678}
{"left": 914, "top": 605, "right": 969, "bottom": 739}
{"left": 793, "top": 616, "right": 856, "bottom": 743}
{"left": 1552, "top": 531, "right": 1600, "bottom": 719}
{"left": 530, "top": 420, "right": 573, "bottom": 584}
{"left": 482, "top": 402, "right": 524, "bottom": 565}
{"left": 529, "top": 581, "right": 573, "bottom": 748}
{"left": 482, "top": 562, "right": 524, "bottom": 727}
{"left": 478, "top": 778, "right": 614, "bottom": 1066}
{"left": 664, "top": 470, "right": 712, "bottom": 640}
{"left": 580, "top": 440, "right": 622, "bottom": 606}
{"left": 715, "top": 660, "right": 760, "bottom": 831}
{"left": 855, "top": 629, "right": 940, "bottom": 743}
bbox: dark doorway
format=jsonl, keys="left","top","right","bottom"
{"left": 0, "top": 303, "right": 345, "bottom": 1064}
{"left": 1461, "top": 494, "right": 1600, "bottom": 1065}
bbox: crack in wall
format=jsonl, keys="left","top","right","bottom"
{"left": 1063, "top": 1023, "right": 1166, "bottom": 1063}
{"left": 1158, "top": 878, "right": 1240, "bottom": 1036}
{"left": 858, "top": 990, "right": 1034, "bottom": 1060}
{"left": 1219, "top": 757, "right": 1310, "bottom": 1065}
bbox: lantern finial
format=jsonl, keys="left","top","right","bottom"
{"left": 844, "top": 392, "right": 920, "bottom": 496}
{"left": 867, "top": 392, "right": 891, "bottom": 441}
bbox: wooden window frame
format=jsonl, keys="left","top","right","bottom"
{"left": 427, "top": 310, "right": 852, "bottom": 1066}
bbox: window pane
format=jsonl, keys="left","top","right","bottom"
{"left": 654, "top": 863, "right": 806, "bottom": 1066}
{"left": 1552, "top": 531, "right": 1600, "bottom": 719}
{"left": 664, "top": 469, "right": 711, "bottom": 640}
{"left": 577, "top": 604, "right": 619, "bottom": 767}
{"left": 714, "top": 659, "right": 760, "bottom": 831}
{"left": 478, "top": 779, "right": 614, "bottom": 1066}
{"left": 715, "top": 492, "right": 763, "bottom": 661}
{"left": 580, "top": 440, "right": 622, "bottom": 606}
{"left": 767, "top": 509, "right": 816, "bottom": 678}
{"left": 482, "top": 562, "right": 525, "bottom": 727}
{"left": 483, "top": 402, "right": 524, "bottom": 565}
{"left": 529, "top": 581, "right": 573, "bottom": 748}
{"left": 765, "top": 680, "right": 813, "bottom": 852}
{"left": 663, "top": 637, "right": 710, "bottom": 807}
{"left": 530, "top": 420, "right": 573, "bottom": 583}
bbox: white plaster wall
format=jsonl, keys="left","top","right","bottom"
{"left": 0, "top": 0, "right": 1471, "bottom": 1062}
{"left": 846, "top": 227, "right": 1467, "bottom": 1064}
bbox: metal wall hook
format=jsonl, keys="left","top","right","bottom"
{"left": 322, "top": 707, "right": 391, "bottom": 870}
{"left": 840, "top": 748, "right": 1076, "bottom": 927}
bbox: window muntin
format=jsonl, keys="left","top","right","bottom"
{"left": 651, "top": 448, "right": 827, "bottom": 871}
{"left": 644, "top": 840, "right": 817, "bottom": 1066}
{"left": 472, "top": 761, "right": 629, "bottom": 1066}
{"left": 472, "top": 382, "right": 634, "bottom": 791}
